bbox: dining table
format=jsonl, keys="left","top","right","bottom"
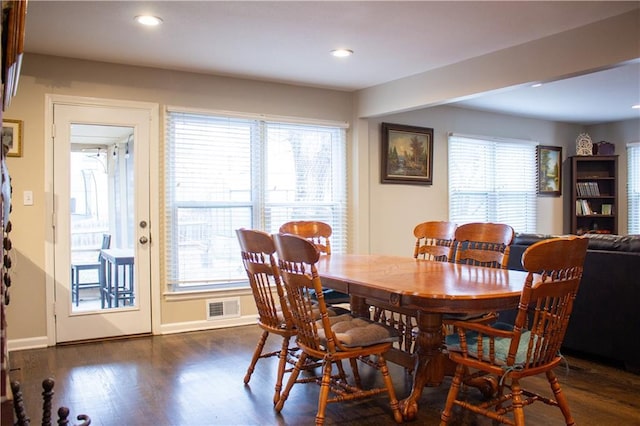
{"left": 315, "top": 253, "right": 534, "bottom": 421}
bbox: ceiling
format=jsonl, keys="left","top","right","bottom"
{"left": 23, "top": 1, "right": 640, "bottom": 125}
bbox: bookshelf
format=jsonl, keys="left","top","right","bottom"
{"left": 570, "top": 155, "right": 618, "bottom": 235}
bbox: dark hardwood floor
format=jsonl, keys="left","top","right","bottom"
{"left": 7, "top": 325, "right": 640, "bottom": 425}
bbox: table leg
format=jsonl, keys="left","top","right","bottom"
{"left": 399, "top": 311, "right": 447, "bottom": 421}
{"left": 349, "top": 295, "right": 369, "bottom": 318}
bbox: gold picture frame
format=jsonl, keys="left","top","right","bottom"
{"left": 381, "top": 122, "right": 434, "bottom": 185}
{"left": 2, "top": 119, "right": 23, "bottom": 157}
{"left": 537, "top": 145, "right": 562, "bottom": 196}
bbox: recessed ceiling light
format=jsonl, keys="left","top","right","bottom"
{"left": 330, "top": 49, "right": 353, "bottom": 58}
{"left": 531, "top": 83, "right": 543, "bottom": 88}
{"left": 135, "top": 15, "right": 163, "bottom": 26}
{"left": 632, "top": 104, "right": 640, "bottom": 109}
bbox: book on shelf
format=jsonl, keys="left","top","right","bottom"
{"left": 576, "top": 181, "right": 601, "bottom": 197}
{"left": 577, "top": 199, "right": 592, "bottom": 215}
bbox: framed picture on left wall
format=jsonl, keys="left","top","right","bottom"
{"left": 2, "top": 119, "right": 23, "bottom": 157}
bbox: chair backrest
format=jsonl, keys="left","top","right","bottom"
{"left": 278, "top": 221, "right": 332, "bottom": 254}
{"left": 273, "top": 233, "right": 340, "bottom": 353}
{"left": 413, "top": 221, "right": 456, "bottom": 261}
{"left": 452, "top": 222, "right": 514, "bottom": 269}
{"left": 97, "top": 233, "right": 111, "bottom": 260}
{"left": 236, "top": 229, "right": 293, "bottom": 330}
{"left": 511, "top": 236, "right": 588, "bottom": 367}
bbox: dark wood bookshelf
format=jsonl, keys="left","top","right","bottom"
{"left": 570, "top": 155, "right": 618, "bottom": 235}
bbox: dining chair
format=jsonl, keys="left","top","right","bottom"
{"left": 372, "top": 221, "right": 457, "bottom": 356}
{"left": 445, "top": 222, "right": 515, "bottom": 327}
{"left": 440, "top": 235, "right": 588, "bottom": 426}
{"left": 272, "top": 233, "right": 403, "bottom": 425}
{"left": 278, "top": 220, "right": 350, "bottom": 305}
{"left": 452, "top": 222, "right": 514, "bottom": 269}
{"left": 413, "top": 220, "right": 457, "bottom": 261}
{"left": 70, "top": 233, "right": 111, "bottom": 306}
{"left": 236, "top": 228, "right": 308, "bottom": 405}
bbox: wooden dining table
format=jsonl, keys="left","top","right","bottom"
{"left": 315, "top": 253, "right": 533, "bottom": 421}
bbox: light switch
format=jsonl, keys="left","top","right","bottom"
{"left": 23, "top": 190, "right": 33, "bottom": 206}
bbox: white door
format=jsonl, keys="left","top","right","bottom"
{"left": 52, "top": 100, "right": 155, "bottom": 342}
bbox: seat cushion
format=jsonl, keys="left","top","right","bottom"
{"left": 445, "top": 322, "right": 533, "bottom": 366}
{"left": 317, "top": 314, "right": 400, "bottom": 348}
{"left": 275, "top": 303, "right": 350, "bottom": 325}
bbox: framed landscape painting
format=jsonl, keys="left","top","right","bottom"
{"left": 381, "top": 122, "right": 433, "bottom": 185}
{"left": 2, "top": 119, "right": 23, "bottom": 157}
{"left": 537, "top": 145, "right": 562, "bottom": 196}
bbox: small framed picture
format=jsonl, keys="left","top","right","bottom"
{"left": 381, "top": 122, "right": 434, "bottom": 185}
{"left": 2, "top": 119, "right": 23, "bottom": 157}
{"left": 537, "top": 145, "right": 562, "bottom": 196}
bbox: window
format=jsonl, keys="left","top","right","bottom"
{"left": 448, "top": 134, "right": 537, "bottom": 232}
{"left": 628, "top": 142, "right": 640, "bottom": 234}
{"left": 164, "top": 109, "right": 348, "bottom": 290}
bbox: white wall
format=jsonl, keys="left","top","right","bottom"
{"left": 360, "top": 105, "right": 584, "bottom": 256}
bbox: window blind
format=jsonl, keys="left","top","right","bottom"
{"left": 164, "top": 110, "right": 347, "bottom": 290}
{"left": 628, "top": 142, "right": 640, "bottom": 234}
{"left": 448, "top": 134, "right": 537, "bottom": 232}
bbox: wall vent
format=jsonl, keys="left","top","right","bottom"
{"left": 206, "top": 297, "right": 240, "bottom": 320}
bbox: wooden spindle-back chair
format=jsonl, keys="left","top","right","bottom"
{"left": 372, "top": 221, "right": 457, "bottom": 362}
{"left": 444, "top": 222, "right": 515, "bottom": 328}
{"left": 440, "top": 236, "right": 588, "bottom": 426}
{"left": 236, "top": 228, "right": 300, "bottom": 405}
{"left": 278, "top": 220, "right": 350, "bottom": 304}
{"left": 272, "top": 233, "right": 403, "bottom": 426}
{"left": 452, "top": 222, "right": 514, "bottom": 269}
{"left": 414, "top": 220, "right": 457, "bottom": 261}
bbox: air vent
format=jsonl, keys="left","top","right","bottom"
{"left": 206, "top": 297, "right": 240, "bottom": 320}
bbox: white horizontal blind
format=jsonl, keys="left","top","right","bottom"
{"left": 448, "top": 134, "right": 537, "bottom": 232}
{"left": 164, "top": 110, "right": 347, "bottom": 290}
{"left": 263, "top": 121, "right": 347, "bottom": 246}
{"left": 628, "top": 142, "right": 640, "bottom": 234}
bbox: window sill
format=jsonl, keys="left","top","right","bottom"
{"left": 163, "top": 283, "right": 252, "bottom": 302}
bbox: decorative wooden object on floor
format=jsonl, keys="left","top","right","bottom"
{"left": 273, "top": 233, "right": 403, "bottom": 425}
{"left": 440, "top": 236, "right": 588, "bottom": 426}
{"left": 278, "top": 220, "right": 350, "bottom": 304}
{"left": 11, "top": 378, "right": 91, "bottom": 426}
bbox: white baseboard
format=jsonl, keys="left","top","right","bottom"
{"left": 7, "top": 316, "right": 258, "bottom": 350}
{"left": 8, "top": 336, "right": 50, "bottom": 352}
{"left": 159, "top": 314, "right": 257, "bottom": 335}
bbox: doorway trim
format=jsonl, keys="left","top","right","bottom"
{"left": 44, "top": 94, "right": 160, "bottom": 345}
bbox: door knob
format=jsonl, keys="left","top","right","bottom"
{"left": 139, "top": 236, "right": 149, "bottom": 244}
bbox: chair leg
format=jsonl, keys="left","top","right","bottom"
{"left": 244, "top": 331, "right": 269, "bottom": 385}
{"left": 348, "top": 358, "right": 362, "bottom": 387}
{"left": 378, "top": 354, "right": 403, "bottom": 424}
{"left": 273, "top": 335, "right": 291, "bottom": 405}
{"left": 275, "top": 352, "right": 306, "bottom": 413}
{"left": 546, "top": 370, "right": 576, "bottom": 426}
{"left": 440, "top": 363, "right": 465, "bottom": 425}
{"left": 511, "top": 378, "right": 525, "bottom": 426}
{"left": 315, "top": 360, "right": 333, "bottom": 426}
